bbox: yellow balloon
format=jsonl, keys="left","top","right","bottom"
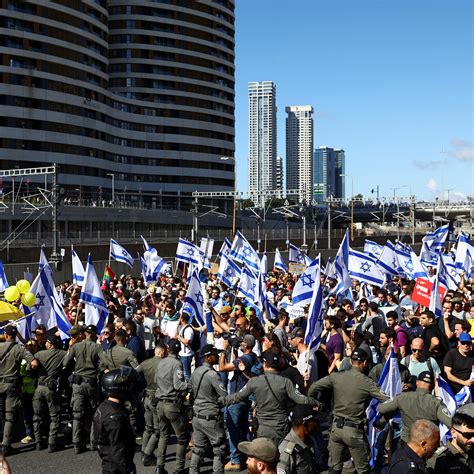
{"left": 16, "top": 279, "right": 31, "bottom": 295}
{"left": 21, "top": 292, "right": 36, "bottom": 307}
{"left": 4, "top": 286, "right": 20, "bottom": 302}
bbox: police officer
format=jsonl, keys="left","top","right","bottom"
{"left": 223, "top": 350, "right": 319, "bottom": 446}
{"left": 30, "top": 333, "right": 66, "bottom": 452}
{"left": 136, "top": 343, "right": 167, "bottom": 467}
{"left": 189, "top": 344, "right": 227, "bottom": 474}
{"left": 277, "top": 404, "right": 320, "bottom": 474}
{"left": 0, "top": 325, "right": 34, "bottom": 455}
{"left": 154, "top": 339, "right": 189, "bottom": 474}
{"left": 102, "top": 329, "right": 138, "bottom": 370}
{"left": 308, "top": 348, "right": 390, "bottom": 474}
{"left": 63, "top": 324, "right": 104, "bottom": 454}
{"left": 429, "top": 403, "right": 474, "bottom": 473}
{"left": 93, "top": 366, "right": 137, "bottom": 473}
{"left": 378, "top": 371, "right": 452, "bottom": 444}
{"left": 389, "top": 419, "right": 440, "bottom": 473}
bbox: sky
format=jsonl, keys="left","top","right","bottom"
{"left": 233, "top": 0, "right": 473, "bottom": 201}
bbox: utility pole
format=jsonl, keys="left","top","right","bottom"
{"left": 327, "top": 196, "right": 332, "bottom": 250}
{"left": 192, "top": 196, "right": 198, "bottom": 244}
{"left": 50, "top": 164, "right": 61, "bottom": 265}
{"left": 410, "top": 195, "right": 415, "bottom": 245}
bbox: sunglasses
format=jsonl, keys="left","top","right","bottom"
{"left": 453, "top": 427, "right": 474, "bottom": 439}
{"left": 460, "top": 341, "right": 472, "bottom": 346}
{"left": 411, "top": 349, "right": 423, "bottom": 353}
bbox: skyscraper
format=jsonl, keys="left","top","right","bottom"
{"left": 275, "top": 156, "right": 284, "bottom": 191}
{"left": 0, "top": 1, "right": 235, "bottom": 212}
{"left": 285, "top": 105, "right": 314, "bottom": 202}
{"left": 313, "top": 147, "right": 346, "bottom": 202}
{"left": 248, "top": 81, "right": 277, "bottom": 201}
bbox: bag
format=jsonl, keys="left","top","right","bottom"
{"left": 185, "top": 325, "right": 201, "bottom": 353}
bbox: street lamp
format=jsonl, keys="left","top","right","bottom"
{"left": 390, "top": 185, "right": 407, "bottom": 240}
{"left": 220, "top": 156, "right": 237, "bottom": 236}
{"left": 106, "top": 173, "right": 115, "bottom": 207}
{"left": 340, "top": 173, "right": 354, "bottom": 240}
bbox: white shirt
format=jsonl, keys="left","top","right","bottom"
{"left": 143, "top": 316, "right": 159, "bottom": 351}
{"left": 160, "top": 318, "right": 179, "bottom": 343}
{"left": 178, "top": 325, "right": 195, "bottom": 357}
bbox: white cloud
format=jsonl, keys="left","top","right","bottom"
{"left": 425, "top": 178, "right": 438, "bottom": 194}
{"left": 413, "top": 159, "right": 444, "bottom": 170}
{"left": 447, "top": 191, "right": 467, "bottom": 202}
{"left": 446, "top": 138, "right": 474, "bottom": 162}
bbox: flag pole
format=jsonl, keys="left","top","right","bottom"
{"left": 108, "top": 239, "right": 111, "bottom": 267}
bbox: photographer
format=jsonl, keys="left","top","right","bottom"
{"left": 219, "top": 333, "right": 258, "bottom": 470}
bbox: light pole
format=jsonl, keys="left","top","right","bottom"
{"left": 106, "top": 173, "right": 115, "bottom": 207}
{"left": 340, "top": 173, "right": 354, "bottom": 240}
{"left": 391, "top": 185, "right": 407, "bottom": 240}
{"left": 220, "top": 156, "right": 237, "bottom": 236}
{"left": 446, "top": 188, "right": 453, "bottom": 204}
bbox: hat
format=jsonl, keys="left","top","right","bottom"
{"left": 262, "top": 351, "right": 280, "bottom": 368}
{"left": 4, "top": 325, "right": 17, "bottom": 336}
{"left": 288, "top": 327, "right": 304, "bottom": 339}
{"left": 220, "top": 305, "right": 232, "bottom": 315}
{"left": 85, "top": 324, "right": 97, "bottom": 334}
{"left": 458, "top": 332, "right": 472, "bottom": 343}
{"left": 456, "top": 403, "right": 474, "bottom": 418}
{"left": 167, "top": 339, "right": 181, "bottom": 353}
{"left": 67, "top": 325, "right": 83, "bottom": 336}
{"left": 46, "top": 333, "right": 61, "bottom": 345}
{"left": 289, "top": 404, "right": 319, "bottom": 424}
{"left": 242, "top": 334, "right": 256, "bottom": 348}
{"left": 200, "top": 344, "right": 223, "bottom": 358}
{"left": 350, "top": 348, "right": 370, "bottom": 361}
{"left": 417, "top": 371, "right": 435, "bottom": 385}
{"left": 238, "top": 437, "right": 278, "bottom": 463}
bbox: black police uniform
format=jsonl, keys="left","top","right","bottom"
{"left": 389, "top": 443, "right": 428, "bottom": 474}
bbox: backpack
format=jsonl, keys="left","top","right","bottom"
{"left": 184, "top": 324, "right": 201, "bottom": 352}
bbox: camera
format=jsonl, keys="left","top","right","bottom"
{"left": 222, "top": 328, "right": 243, "bottom": 348}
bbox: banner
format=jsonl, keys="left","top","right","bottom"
{"left": 412, "top": 278, "right": 446, "bottom": 307}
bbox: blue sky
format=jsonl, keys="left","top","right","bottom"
{"left": 233, "top": 0, "right": 473, "bottom": 201}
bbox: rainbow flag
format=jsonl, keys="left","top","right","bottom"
{"left": 103, "top": 264, "right": 115, "bottom": 283}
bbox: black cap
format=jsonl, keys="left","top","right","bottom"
{"left": 289, "top": 404, "right": 319, "bottom": 424}
{"left": 200, "top": 344, "right": 223, "bottom": 358}
{"left": 4, "top": 325, "right": 18, "bottom": 336}
{"left": 350, "top": 348, "right": 370, "bottom": 361}
{"left": 288, "top": 327, "right": 304, "bottom": 339}
{"left": 85, "top": 324, "right": 97, "bottom": 334}
{"left": 262, "top": 351, "right": 280, "bottom": 368}
{"left": 417, "top": 371, "right": 435, "bottom": 385}
{"left": 46, "top": 333, "right": 61, "bottom": 346}
{"left": 167, "top": 338, "right": 181, "bottom": 353}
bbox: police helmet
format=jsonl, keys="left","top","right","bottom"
{"left": 101, "top": 366, "right": 137, "bottom": 400}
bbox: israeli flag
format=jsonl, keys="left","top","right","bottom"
{"left": 274, "top": 248, "right": 288, "bottom": 272}
{"left": 183, "top": 268, "right": 205, "bottom": 326}
{"left": 441, "top": 254, "right": 461, "bottom": 291}
{"left": 140, "top": 238, "right": 169, "bottom": 284}
{"left": 305, "top": 255, "right": 324, "bottom": 354}
{"left": 349, "top": 249, "right": 386, "bottom": 287}
{"left": 230, "top": 231, "right": 260, "bottom": 272}
{"left": 364, "top": 240, "right": 384, "bottom": 259}
{"left": 419, "top": 241, "right": 438, "bottom": 267}
{"left": 455, "top": 233, "right": 473, "bottom": 273}
{"left": 292, "top": 257, "right": 319, "bottom": 308}
{"left": 394, "top": 245, "right": 414, "bottom": 277}
{"left": 367, "top": 348, "right": 402, "bottom": 467}
{"left": 237, "top": 264, "right": 259, "bottom": 302}
{"left": 71, "top": 246, "right": 85, "bottom": 285}
{"left": 423, "top": 224, "right": 449, "bottom": 253}
{"left": 217, "top": 253, "right": 241, "bottom": 289}
{"left": 429, "top": 255, "right": 449, "bottom": 318}
{"left": 0, "top": 260, "right": 9, "bottom": 292}
{"left": 333, "top": 230, "right": 353, "bottom": 300}
{"left": 176, "top": 238, "right": 203, "bottom": 266}
{"left": 376, "top": 241, "right": 399, "bottom": 276}
{"left": 410, "top": 251, "right": 428, "bottom": 279}
{"left": 80, "top": 255, "right": 109, "bottom": 332}
{"left": 39, "top": 247, "right": 52, "bottom": 276}
{"left": 289, "top": 243, "right": 305, "bottom": 264}
{"left": 217, "top": 238, "right": 232, "bottom": 261}
{"left": 304, "top": 254, "right": 313, "bottom": 266}
{"left": 26, "top": 267, "right": 72, "bottom": 340}
{"left": 260, "top": 253, "right": 268, "bottom": 276}
{"left": 139, "top": 254, "right": 153, "bottom": 286}
{"left": 256, "top": 271, "right": 278, "bottom": 323}
{"left": 109, "top": 239, "right": 134, "bottom": 268}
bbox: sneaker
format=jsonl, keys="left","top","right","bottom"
{"left": 21, "top": 435, "right": 33, "bottom": 444}
{"left": 224, "top": 461, "right": 242, "bottom": 471}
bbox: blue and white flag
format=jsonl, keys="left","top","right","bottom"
{"left": 419, "top": 241, "right": 438, "bottom": 267}
{"left": 429, "top": 255, "right": 449, "bottom": 318}
{"left": 230, "top": 231, "right": 260, "bottom": 272}
{"left": 260, "top": 253, "right": 268, "bottom": 277}
{"left": 292, "top": 257, "right": 319, "bottom": 308}
{"left": 176, "top": 238, "right": 203, "bottom": 266}
{"left": 140, "top": 238, "right": 169, "bottom": 285}
{"left": 349, "top": 249, "right": 386, "bottom": 287}
{"left": 394, "top": 245, "right": 414, "bottom": 277}
{"left": 217, "top": 253, "right": 241, "bottom": 289}
{"left": 455, "top": 233, "right": 473, "bottom": 274}
{"left": 368, "top": 348, "right": 402, "bottom": 467}
{"left": 255, "top": 271, "right": 278, "bottom": 323}
{"left": 26, "top": 267, "right": 72, "bottom": 340}
{"left": 376, "top": 241, "right": 399, "bottom": 276}
{"left": 0, "top": 260, "right": 9, "bottom": 292}
{"left": 364, "top": 240, "right": 384, "bottom": 259}
{"left": 237, "top": 264, "right": 259, "bottom": 303}
{"left": 410, "top": 251, "right": 428, "bottom": 279}
{"left": 183, "top": 268, "right": 205, "bottom": 327}
{"left": 39, "top": 247, "right": 52, "bottom": 276}
{"left": 441, "top": 254, "right": 461, "bottom": 291}
{"left": 138, "top": 254, "right": 154, "bottom": 286}
{"left": 289, "top": 243, "right": 305, "bottom": 264}
{"left": 333, "top": 230, "right": 353, "bottom": 300}
{"left": 423, "top": 224, "right": 449, "bottom": 253}
{"left": 109, "top": 239, "right": 134, "bottom": 268}
{"left": 80, "top": 255, "right": 108, "bottom": 332}
{"left": 217, "top": 238, "right": 232, "bottom": 261}
{"left": 71, "top": 246, "right": 85, "bottom": 285}
{"left": 274, "top": 248, "right": 288, "bottom": 272}
{"left": 305, "top": 255, "right": 324, "bottom": 354}
{"left": 304, "top": 254, "right": 313, "bottom": 266}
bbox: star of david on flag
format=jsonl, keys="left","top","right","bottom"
{"left": 183, "top": 268, "right": 205, "bottom": 326}
{"left": 292, "top": 256, "right": 319, "bottom": 307}
{"left": 109, "top": 239, "right": 134, "bottom": 268}
{"left": 349, "top": 248, "right": 385, "bottom": 287}
{"left": 230, "top": 231, "right": 259, "bottom": 272}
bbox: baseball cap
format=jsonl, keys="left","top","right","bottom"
{"left": 456, "top": 403, "right": 474, "bottom": 418}
{"left": 417, "top": 371, "right": 435, "bottom": 385}
{"left": 67, "top": 325, "right": 83, "bottom": 336}
{"left": 46, "top": 333, "right": 61, "bottom": 345}
{"left": 220, "top": 305, "right": 232, "bottom": 315}
{"left": 262, "top": 351, "right": 280, "bottom": 368}
{"left": 288, "top": 327, "right": 304, "bottom": 339}
{"left": 238, "top": 437, "right": 278, "bottom": 463}
{"left": 85, "top": 324, "right": 97, "bottom": 334}
{"left": 350, "top": 348, "right": 370, "bottom": 361}
{"left": 4, "top": 325, "right": 18, "bottom": 336}
{"left": 200, "top": 344, "right": 223, "bottom": 358}
{"left": 458, "top": 332, "right": 472, "bottom": 343}
{"left": 289, "top": 404, "right": 319, "bottom": 424}
{"left": 167, "top": 338, "right": 181, "bottom": 353}
{"left": 242, "top": 334, "right": 256, "bottom": 348}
